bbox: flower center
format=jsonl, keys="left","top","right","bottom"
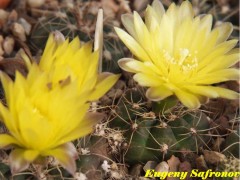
{"left": 163, "top": 48, "right": 198, "bottom": 73}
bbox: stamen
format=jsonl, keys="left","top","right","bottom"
{"left": 162, "top": 48, "right": 198, "bottom": 73}
{"left": 179, "top": 48, "right": 189, "bottom": 65}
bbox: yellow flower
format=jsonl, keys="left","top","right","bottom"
{"left": 0, "top": 64, "right": 103, "bottom": 174}
{"left": 25, "top": 33, "right": 120, "bottom": 101}
{"left": 115, "top": 0, "right": 239, "bottom": 109}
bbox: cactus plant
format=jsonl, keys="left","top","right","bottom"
{"left": 29, "top": 9, "right": 125, "bottom": 74}
{"left": 29, "top": 9, "right": 90, "bottom": 52}
{"left": 109, "top": 88, "right": 211, "bottom": 164}
{"left": 102, "top": 25, "right": 126, "bottom": 74}
{"left": 222, "top": 129, "right": 240, "bottom": 158}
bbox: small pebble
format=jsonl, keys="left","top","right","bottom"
{"left": 11, "top": 22, "right": 26, "bottom": 41}
{"left": 3, "top": 36, "right": 14, "bottom": 55}
{"left": 27, "top": 0, "right": 46, "bottom": 8}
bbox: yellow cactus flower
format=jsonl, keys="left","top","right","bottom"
{"left": 0, "top": 63, "right": 103, "bottom": 174}
{"left": 115, "top": 0, "right": 239, "bottom": 109}
{"left": 26, "top": 32, "right": 120, "bottom": 101}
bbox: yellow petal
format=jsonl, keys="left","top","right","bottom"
{"left": 0, "top": 103, "right": 22, "bottom": 140}
{"left": 23, "top": 150, "right": 39, "bottom": 162}
{"left": 121, "top": 14, "right": 137, "bottom": 38}
{"left": 193, "top": 69, "right": 239, "bottom": 84}
{"left": 118, "top": 58, "right": 159, "bottom": 75}
{"left": 146, "top": 86, "right": 173, "bottom": 101}
{"left": 213, "top": 87, "right": 239, "bottom": 99}
{"left": 54, "top": 38, "right": 70, "bottom": 59}
{"left": 43, "top": 143, "right": 77, "bottom": 176}
{"left": 178, "top": 0, "right": 194, "bottom": 21}
{"left": 133, "top": 73, "right": 163, "bottom": 87}
{"left": 0, "top": 134, "right": 21, "bottom": 147}
{"left": 69, "top": 36, "right": 81, "bottom": 51}
{"left": 0, "top": 72, "right": 13, "bottom": 107}
{"left": 177, "top": 16, "right": 200, "bottom": 50}
{"left": 78, "top": 41, "right": 93, "bottom": 57}
{"left": 157, "top": 14, "right": 174, "bottom": 52}
{"left": 199, "top": 15, "right": 213, "bottom": 32}
{"left": 114, "top": 27, "right": 150, "bottom": 61}
{"left": 174, "top": 89, "right": 201, "bottom": 109}
{"left": 21, "top": 51, "right": 32, "bottom": 70}
{"left": 133, "top": 11, "right": 152, "bottom": 52}
{"left": 145, "top": 5, "right": 160, "bottom": 32}
{"left": 214, "top": 22, "right": 233, "bottom": 44}
{"left": 183, "top": 85, "right": 219, "bottom": 98}
{"left": 58, "top": 112, "right": 104, "bottom": 145}
{"left": 88, "top": 73, "right": 120, "bottom": 101}
{"left": 48, "top": 98, "right": 90, "bottom": 142}
{"left": 39, "top": 34, "right": 57, "bottom": 70}
{"left": 197, "top": 26, "right": 219, "bottom": 59}
{"left": 200, "top": 52, "right": 239, "bottom": 73}
{"left": 78, "top": 51, "right": 99, "bottom": 87}
{"left": 174, "top": 17, "right": 193, "bottom": 53}
{"left": 118, "top": 58, "right": 139, "bottom": 73}
{"left": 152, "top": 0, "right": 165, "bottom": 20}
{"left": 189, "top": 15, "right": 212, "bottom": 52}
{"left": 198, "top": 39, "right": 238, "bottom": 69}
{"left": 166, "top": 2, "right": 178, "bottom": 19}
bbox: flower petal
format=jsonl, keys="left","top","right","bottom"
{"left": 178, "top": 0, "right": 194, "bottom": 21}
{"left": 146, "top": 86, "right": 173, "bottom": 101}
{"left": 133, "top": 11, "right": 152, "bottom": 52}
{"left": 121, "top": 14, "right": 137, "bottom": 38}
{"left": 118, "top": 58, "right": 139, "bottom": 73}
{"left": 21, "top": 51, "right": 32, "bottom": 70}
{"left": 118, "top": 58, "right": 154, "bottom": 75}
{"left": 0, "top": 134, "right": 21, "bottom": 148}
{"left": 189, "top": 15, "right": 212, "bottom": 51}
{"left": 183, "top": 85, "right": 219, "bottom": 98}
{"left": 199, "top": 15, "right": 213, "bottom": 32}
{"left": 152, "top": 0, "right": 165, "bottom": 20}
{"left": 0, "top": 72, "right": 13, "bottom": 107}
{"left": 201, "top": 51, "right": 239, "bottom": 73}
{"left": 23, "top": 150, "right": 39, "bottom": 162}
{"left": 193, "top": 69, "right": 239, "bottom": 84}
{"left": 198, "top": 39, "right": 238, "bottom": 69}
{"left": 215, "top": 22, "right": 233, "bottom": 44}
{"left": 57, "top": 112, "right": 104, "bottom": 145}
{"left": 133, "top": 73, "right": 163, "bottom": 87}
{"left": 69, "top": 36, "right": 81, "bottom": 51}
{"left": 114, "top": 27, "right": 150, "bottom": 61}
{"left": 145, "top": 5, "right": 160, "bottom": 32}
{"left": 43, "top": 143, "right": 77, "bottom": 176}
{"left": 213, "top": 87, "right": 239, "bottom": 99}
{"left": 9, "top": 149, "right": 30, "bottom": 174}
{"left": 39, "top": 34, "right": 57, "bottom": 70}
{"left": 88, "top": 73, "right": 120, "bottom": 101}
{"left": 174, "top": 89, "right": 201, "bottom": 109}
{"left": 157, "top": 14, "right": 174, "bottom": 52}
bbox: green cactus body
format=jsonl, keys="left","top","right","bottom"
{"left": 110, "top": 89, "right": 211, "bottom": 164}
{"left": 29, "top": 10, "right": 90, "bottom": 52}
{"left": 76, "top": 136, "right": 107, "bottom": 170}
{"left": 223, "top": 129, "right": 240, "bottom": 158}
{"left": 102, "top": 25, "right": 125, "bottom": 74}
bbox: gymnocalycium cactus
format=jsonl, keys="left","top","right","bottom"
{"left": 30, "top": 8, "right": 125, "bottom": 74}
{"left": 109, "top": 88, "right": 211, "bottom": 164}
{"left": 30, "top": 10, "right": 90, "bottom": 52}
